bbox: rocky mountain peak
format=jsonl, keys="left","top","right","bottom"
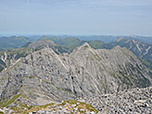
{"left": 71, "top": 42, "right": 95, "bottom": 56}
{"left": 77, "top": 42, "right": 91, "bottom": 50}
{"left": 0, "top": 43, "right": 152, "bottom": 106}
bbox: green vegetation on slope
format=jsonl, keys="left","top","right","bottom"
{"left": 9, "top": 100, "right": 98, "bottom": 114}
{"left": 0, "top": 94, "right": 20, "bottom": 107}
{"left": 41, "top": 36, "right": 105, "bottom": 52}
{"left": 41, "top": 36, "right": 84, "bottom": 51}
{"left": 0, "top": 111, "right": 4, "bottom": 114}
{"left": 0, "top": 36, "right": 31, "bottom": 49}
{"left": 88, "top": 40, "right": 104, "bottom": 49}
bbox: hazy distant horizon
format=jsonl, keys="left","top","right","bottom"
{"left": 0, "top": 34, "right": 152, "bottom": 38}
{"left": 0, "top": 0, "right": 152, "bottom": 36}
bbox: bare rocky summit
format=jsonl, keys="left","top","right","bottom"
{"left": 0, "top": 86, "right": 151, "bottom": 114}
{"left": 0, "top": 43, "right": 152, "bottom": 106}
{"left": 80, "top": 86, "right": 152, "bottom": 114}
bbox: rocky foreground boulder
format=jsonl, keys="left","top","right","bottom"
{"left": 80, "top": 86, "right": 152, "bottom": 114}
{"left": 0, "top": 43, "right": 152, "bottom": 105}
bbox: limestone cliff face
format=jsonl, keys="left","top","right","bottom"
{"left": 0, "top": 43, "right": 152, "bottom": 105}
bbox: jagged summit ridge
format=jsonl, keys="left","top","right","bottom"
{"left": 0, "top": 44, "right": 152, "bottom": 105}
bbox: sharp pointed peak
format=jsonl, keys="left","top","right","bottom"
{"left": 74, "top": 42, "right": 92, "bottom": 52}
{"left": 80, "top": 42, "right": 91, "bottom": 49}
{"left": 71, "top": 42, "right": 94, "bottom": 56}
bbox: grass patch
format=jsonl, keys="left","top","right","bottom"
{"left": 63, "top": 100, "right": 98, "bottom": 113}
{"left": 0, "top": 94, "right": 20, "bottom": 107}
{"left": 5, "top": 99, "right": 98, "bottom": 114}
{"left": 28, "top": 76, "right": 34, "bottom": 79}
{"left": 65, "top": 100, "right": 78, "bottom": 104}
{"left": 0, "top": 111, "right": 4, "bottom": 114}
{"left": 39, "top": 103, "right": 55, "bottom": 108}
{"left": 21, "top": 103, "right": 55, "bottom": 114}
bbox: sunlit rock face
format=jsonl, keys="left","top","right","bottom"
{"left": 0, "top": 43, "right": 151, "bottom": 105}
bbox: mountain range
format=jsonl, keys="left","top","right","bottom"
{"left": 0, "top": 42, "right": 152, "bottom": 105}
{"left": 104, "top": 38, "right": 152, "bottom": 69}
{"left": 0, "top": 36, "right": 31, "bottom": 50}
{"left": 0, "top": 35, "right": 152, "bottom": 113}
{"left": 1, "top": 36, "right": 152, "bottom": 71}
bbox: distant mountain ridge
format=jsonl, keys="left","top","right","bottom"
{"left": 0, "top": 36, "right": 31, "bottom": 50}
{"left": 0, "top": 35, "right": 152, "bottom": 50}
{"left": 40, "top": 35, "right": 104, "bottom": 51}
{"left": 0, "top": 39, "right": 69, "bottom": 72}
{"left": 104, "top": 38, "right": 152, "bottom": 68}
{"left": 0, "top": 35, "right": 152, "bottom": 113}
{"left": 118, "top": 36, "right": 152, "bottom": 44}
{"left": 0, "top": 36, "right": 152, "bottom": 72}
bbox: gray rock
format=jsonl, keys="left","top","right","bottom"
{"left": 82, "top": 87, "right": 152, "bottom": 114}
{"left": 0, "top": 43, "right": 152, "bottom": 105}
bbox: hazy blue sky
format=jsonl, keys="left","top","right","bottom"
{"left": 0, "top": 0, "right": 152, "bottom": 36}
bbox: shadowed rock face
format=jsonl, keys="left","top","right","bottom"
{"left": 0, "top": 43, "right": 152, "bottom": 105}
